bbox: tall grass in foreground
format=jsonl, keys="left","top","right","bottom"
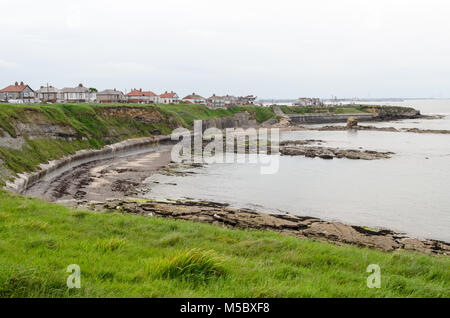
{"left": 0, "top": 190, "right": 448, "bottom": 298}
{"left": 148, "top": 248, "right": 226, "bottom": 281}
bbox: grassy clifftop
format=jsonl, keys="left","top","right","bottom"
{"left": 0, "top": 190, "right": 448, "bottom": 297}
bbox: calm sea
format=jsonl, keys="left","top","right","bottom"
{"left": 145, "top": 100, "right": 450, "bottom": 242}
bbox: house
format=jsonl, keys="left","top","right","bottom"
{"left": 293, "top": 97, "right": 323, "bottom": 107}
{"left": 126, "top": 89, "right": 159, "bottom": 104}
{"left": 0, "top": 82, "right": 35, "bottom": 103}
{"left": 96, "top": 89, "right": 126, "bottom": 103}
{"left": 159, "top": 91, "right": 179, "bottom": 104}
{"left": 206, "top": 94, "right": 226, "bottom": 108}
{"left": 35, "top": 85, "right": 61, "bottom": 103}
{"left": 182, "top": 92, "right": 206, "bottom": 105}
{"left": 60, "top": 83, "right": 96, "bottom": 103}
{"left": 222, "top": 94, "right": 238, "bottom": 106}
{"left": 237, "top": 95, "right": 257, "bottom": 105}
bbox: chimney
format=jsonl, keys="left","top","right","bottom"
{"left": 20, "top": 81, "right": 24, "bottom": 86}
{"left": 41, "top": 86, "right": 44, "bottom": 88}
{"left": 15, "top": 82, "right": 18, "bottom": 86}
{"left": 139, "top": 88, "right": 142, "bottom": 92}
{"left": 78, "top": 83, "right": 83, "bottom": 87}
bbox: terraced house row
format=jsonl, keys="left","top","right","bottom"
{"left": 0, "top": 81, "right": 257, "bottom": 109}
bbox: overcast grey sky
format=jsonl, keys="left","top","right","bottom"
{"left": 1, "top": 0, "right": 449, "bottom": 99}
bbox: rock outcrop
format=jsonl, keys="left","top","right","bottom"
{"left": 90, "top": 199, "right": 450, "bottom": 255}
{"left": 346, "top": 116, "right": 358, "bottom": 128}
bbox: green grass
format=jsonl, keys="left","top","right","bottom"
{"left": 0, "top": 190, "right": 448, "bottom": 298}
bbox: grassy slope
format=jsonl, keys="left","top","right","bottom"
{"left": 0, "top": 190, "right": 448, "bottom": 298}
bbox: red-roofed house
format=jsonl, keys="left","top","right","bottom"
{"left": 0, "top": 81, "right": 35, "bottom": 103}
{"left": 159, "top": 91, "right": 179, "bottom": 104}
{"left": 126, "top": 89, "right": 159, "bottom": 104}
{"left": 182, "top": 92, "right": 206, "bottom": 105}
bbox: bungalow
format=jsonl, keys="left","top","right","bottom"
{"left": 0, "top": 81, "right": 35, "bottom": 103}
{"left": 60, "top": 83, "right": 96, "bottom": 103}
{"left": 35, "top": 85, "right": 61, "bottom": 103}
{"left": 126, "top": 89, "right": 159, "bottom": 104}
{"left": 159, "top": 91, "right": 179, "bottom": 104}
{"left": 96, "top": 89, "right": 126, "bottom": 103}
{"left": 182, "top": 92, "right": 206, "bottom": 105}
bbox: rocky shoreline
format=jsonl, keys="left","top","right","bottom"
{"left": 84, "top": 199, "right": 450, "bottom": 255}
{"left": 279, "top": 140, "right": 394, "bottom": 160}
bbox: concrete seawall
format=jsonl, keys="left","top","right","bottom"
{"left": 5, "top": 136, "right": 173, "bottom": 194}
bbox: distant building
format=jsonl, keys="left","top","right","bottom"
{"left": 294, "top": 97, "right": 323, "bottom": 107}
{"left": 182, "top": 93, "right": 206, "bottom": 105}
{"left": 159, "top": 91, "right": 179, "bottom": 104}
{"left": 206, "top": 94, "right": 257, "bottom": 108}
{"left": 222, "top": 94, "right": 238, "bottom": 106}
{"left": 60, "top": 83, "right": 96, "bottom": 103}
{"left": 35, "top": 85, "right": 61, "bottom": 103}
{"left": 0, "top": 81, "right": 35, "bottom": 103}
{"left": 237, "top": 95, "right": 257, "bottom": 105}
{"left": 96, "top": 89, "right": 126, "bottom": 103}
{"left": 206, "top": 94, "right": 226, "bottom": 108}
{"left": 126, "top": 89, "right": 159, "bottom": 104}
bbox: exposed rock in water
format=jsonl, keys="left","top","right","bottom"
{"left": 88, "top": 199, "right": 450, "bottom": 255}
{"left": 402, "top": 128, "right": 450, "bottom": 134}
{"left": 346, "top": 116, "right": 358, "bottom": 129}
{"left": 280, "top": 143, "right": 394, "bottom": 160}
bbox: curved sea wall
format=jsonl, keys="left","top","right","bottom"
{"left": 5, "top": 136, "right": 172, "bottom": 194}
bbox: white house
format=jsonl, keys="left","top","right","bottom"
{"left": 182, "top": 92, "right": 206, "bottom": 105}
{"left": 60, "top": 83, "right": 96, "bottom": 103}
{"left": 159, "top": 91, "right": 179, "bottom": 104}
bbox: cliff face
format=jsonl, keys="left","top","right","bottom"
{"left": 366, "top": 107, "right": 421, "bottom": 120}
{"left": 201, "top": 112, "right": 258, "bottom": 131}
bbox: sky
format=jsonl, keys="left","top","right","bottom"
{"left": 1, "top": 0, "right": 450, "bottom": 99}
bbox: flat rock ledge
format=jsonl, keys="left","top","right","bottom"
{"left": 279, "top": 142, "right": 394, "bottom": 160}
{"left": 292, "top": 125, "right": 450, "bottom": 134}
{"left": 89, "top": 199, "right": 449, "bottom": 255}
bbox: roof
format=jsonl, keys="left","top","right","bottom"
{"left": 160, "top": 91, "right": 177, "bottom": 98}
{"left": 0, "top": 82, "right": 33, "bottom": 93}
{"left": 60, "top": 83, "right": 90, "bottom": 93}
{"left": 208, "top": 94, "right": 225, "bottom": 100}
{"left": 97, "top": 89, "right": 123, "bottom": 96}
{"left": 183, "top": 93, "right": 205, "bottom": 100}
{"left": 126, "top": 89, "right": 157, "bottom": 97}
{"left": 36, "top": 86, "right": 59, "bottom": 93}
